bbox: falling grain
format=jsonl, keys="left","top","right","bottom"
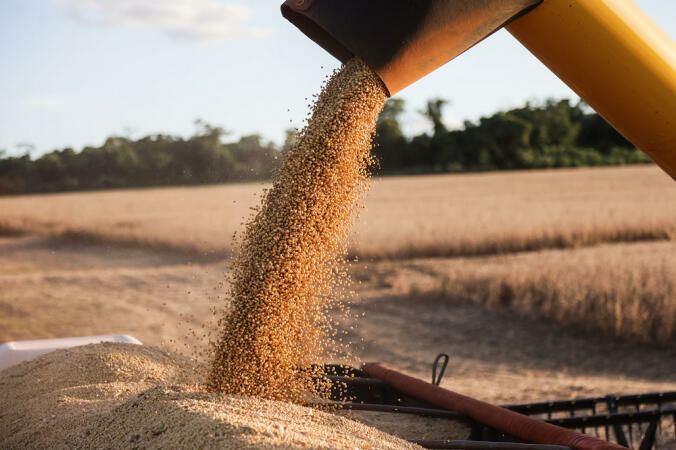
{"left": 207, "top": 59, "right": 388, "bottom": 401}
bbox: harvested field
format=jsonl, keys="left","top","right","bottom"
{"left": 1, "top": 236, "right": 673, "bottom": 406}
{"left": 0, "top": 343, "right": 418, "bottom": 449}
{"left": 352, "top": 165, "right": 675, "bottom": 260}
{"left": 1, "top": 164, "right": 674, "bottom": 446}
{"left": 0, "top": 166, "right": 673, "bottom": 260}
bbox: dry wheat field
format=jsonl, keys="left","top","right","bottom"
{"left": 1, "top": 165, "right": 673, "bottom": 258}
{"left": 1, "top": 165, "right": 675, "bottom": 404}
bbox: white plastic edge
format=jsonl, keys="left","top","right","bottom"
{"left": 0, "top": 335, "right": 142, "bottom": 372}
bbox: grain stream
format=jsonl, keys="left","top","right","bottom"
{"left": 207, "top": 59, "right": 387, "bottom": 401}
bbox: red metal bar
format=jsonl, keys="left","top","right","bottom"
{"left": 362, "top": 362, "right": 627, "bottom": 450}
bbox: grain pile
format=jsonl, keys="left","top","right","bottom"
{"left": 333, "top": 409, "right": 471, "bottom": 441}
{"left": 0, "top": 343, "right": 198, "bottom": 448}
{"left": 208, "top": 59, "right": 388, "bottom": 401}
{"left": 0, "top": 343, "right": 418, "bottom": 449}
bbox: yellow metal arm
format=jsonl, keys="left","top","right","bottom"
{"left": 507, "top": 0, "right": 676, "bottom": 179}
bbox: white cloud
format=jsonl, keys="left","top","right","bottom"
{"left": 57, "top": 0, "right": 271, "bottom": 41}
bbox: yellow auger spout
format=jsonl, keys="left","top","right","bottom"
{"left": 282, "top": 0, "right": 676, "bottom": 178}
{"left": 507, "top": 0, "right": 676, "bottom": 179}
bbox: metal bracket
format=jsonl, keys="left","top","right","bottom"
{"left": 432, "top": 353, "right": 449, "bottom": 386}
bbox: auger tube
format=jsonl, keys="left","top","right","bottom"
{"left": 363, "top": 362, "right": 626, "bottom": 450}
{"left": 507, "top": 0, "right": 676, "bottom": 179}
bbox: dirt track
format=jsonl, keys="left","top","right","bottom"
{"left": 1, "top": 235, "right": 674, "bottom": 404}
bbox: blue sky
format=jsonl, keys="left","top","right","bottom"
{"left": 1, "top": 0, "right": 675, "bottom": 156}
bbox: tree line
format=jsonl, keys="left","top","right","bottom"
{"left": 0, "top": 98, "right": 650, "bottom": 195}
{"left": 372, "top": 98, "right": 648, "bottom": 174}
{"left": 0, "top": 122, "right": 284, "bottom": 195}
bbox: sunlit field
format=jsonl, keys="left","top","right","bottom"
{"left": 1, "top": 164, "right": 674, "bottom": 404}
{"left": 1, "top": 165, "right": 674, "bottom": 347}
{"left": 0, "top": 165, "right": 673, "bottom": 259}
